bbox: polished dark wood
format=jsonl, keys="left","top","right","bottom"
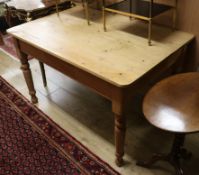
{"left": 138, "top": 72, "right": 199, "bottom": 174}
{"left": 5, "top": 0, "right": 72, "bottom": 26}
{"left": 143, "top": 72, "right": 199, "bottom": 133}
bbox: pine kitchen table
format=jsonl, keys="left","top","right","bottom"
{"left": 7, "top": 7, "right": 194, "bottom": 166}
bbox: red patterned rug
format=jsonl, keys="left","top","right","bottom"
{"left": 0, "top": 76, "right": 120, "bottom": 175}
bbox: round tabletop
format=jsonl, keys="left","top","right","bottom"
{"left": 143, "top": 72, "right": 199, "bottom": 133}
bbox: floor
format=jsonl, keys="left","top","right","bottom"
{"left": 1, "top": 49, "right": 199, "bottom": 175}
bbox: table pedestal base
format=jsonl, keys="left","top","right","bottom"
{"left": 137, "top": 134, "right": 192, "bottom": 175}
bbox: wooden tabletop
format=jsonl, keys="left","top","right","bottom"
{"left": 7, "top": 7, "right": 194, "bottom": 87}
{"left": 5, "top": 0, "right": 67, "bottom": 11}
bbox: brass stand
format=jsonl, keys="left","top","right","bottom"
{"left": 173, "top": 0, "right": 178, "bottom": 30}
{"left": 102, "top": 0, "right": 178, "bottom": 46}
{"left": 55, "top": 0, "right": 60, "bottom": 16}
{"left": 82, "top": 0, "right": 90, "bottom": 25}
{"left": 137, "top": 134, "right": 192, "bottom": 175}
{"left": 55, "top": 0, "right": 90, "bottom": 25}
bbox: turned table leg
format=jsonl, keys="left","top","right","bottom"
{"left": 20, "top": 58, "right": 38, "bottom": 104}
{"left": 24, "top": 14, "right": 47, "bottom": 88}
{"left": 112, "top": 93, "right": 126, "bottom": 167}
{"left": 13, "top": 39, "right": 38, "bottom": 104}
{"left": 39, "top": 61, "right": 47, "bottom": 87}
{"left": 114, "top": 113, "right": 126, "bottom": 166}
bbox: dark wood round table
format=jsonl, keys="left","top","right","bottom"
{"left": 138, "top": 72, "right": 199, "bottom": 175}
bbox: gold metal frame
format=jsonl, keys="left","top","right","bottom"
{"left": 102, "top": 0, "right": 178, "bottom": 46}
{"left": 55, "top": 0, "right": 60, "bottom": 16}
{"left": 173, "top": 0, "right": 178, "bottom": 30}
{"left": 55, "top": 0, "right": 90, "bottom": 25}
{"left": 82, "top": 0, "right": 90, "bottom": 25}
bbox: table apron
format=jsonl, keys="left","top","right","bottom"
{"left": 18, "top": 40, "right": 125, "bottom": 103}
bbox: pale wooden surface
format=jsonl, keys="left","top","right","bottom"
{"left": 5, "top": 0, "right": 67, "bottom": 11}
{"left": 7, "top": 6, "right": 194, "bottom": 87}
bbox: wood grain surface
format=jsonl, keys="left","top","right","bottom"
{"left": 7, "top": 7, "right": 194, "bottom": 87}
